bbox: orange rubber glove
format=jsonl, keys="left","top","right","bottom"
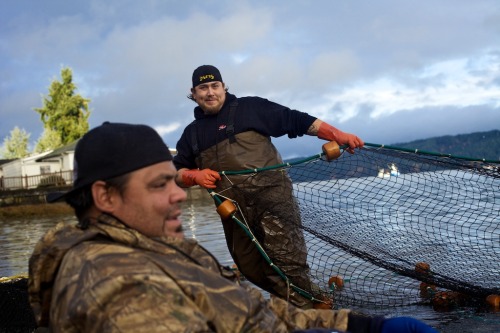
{"left": 181, "top": 169, "right": 221, "bottom": 189}
{"left": 317, "top": 122, "right": 364, "bottom": 154}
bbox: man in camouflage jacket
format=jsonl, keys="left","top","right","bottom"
{"left": 28, "top": 122, "right": 437, "bottom": 333}
{"left": 29, "top": 213, "right": 356, "bottom": 332}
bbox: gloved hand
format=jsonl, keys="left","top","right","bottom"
{"left": 382, "top": 317, "right": 438, "bottom": 333}
{"left": 317, "top": 122, "right": 364, "bottom": 154}
{"left": 181, "top": 168, "right": 221, "bottom": 189}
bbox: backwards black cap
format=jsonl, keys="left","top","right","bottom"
{"left": 192, "top": 65, "right": 223, "bottom": 88}
{"left": 47, "top": 122, "right": 173, "bottom": 203}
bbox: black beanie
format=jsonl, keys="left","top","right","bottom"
{"left": 47, "top": 122, "right": 173, "bottom": 203}
{"left": 192, "top": 65, "right": 223, "bottom": 88}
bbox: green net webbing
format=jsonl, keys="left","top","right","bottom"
{"left": 210, "top": 143, "right": 500, "bottom": 309}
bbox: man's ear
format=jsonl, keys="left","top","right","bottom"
{"left": 91, "top": 181, "right": 117, "bottom": 213}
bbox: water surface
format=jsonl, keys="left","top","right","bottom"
{"left": 0, "top": 198, "right": 498, "bottom": 332}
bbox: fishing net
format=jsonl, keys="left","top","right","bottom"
{"left": 211, "top": 142, "right": 500, "bottom": 309}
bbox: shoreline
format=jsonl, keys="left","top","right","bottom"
{"left": 0, "top": 202, "right": 74, "bottom": 219}
{"left": 0, "top": 187, "right": 211, "bottom": 219}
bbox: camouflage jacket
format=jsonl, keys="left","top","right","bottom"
{"left": 28, "top": 214, "right": 352, "bottom": 332}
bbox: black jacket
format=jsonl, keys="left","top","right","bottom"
{"left": 174, "top": 93, "right": 316, "bottom": 170}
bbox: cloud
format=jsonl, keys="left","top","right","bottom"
{"left": 0, "top": 1, "right": 499, "bottom": 159}
{"left": 154, "top": 123, "right": 181, "bottom": 137}
{"left": 312, "top": 51, "right": 500, "bottom": 124}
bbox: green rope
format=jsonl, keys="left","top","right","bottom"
{"left": 208, "top": 190, "right": 324, "bottom": 303}
{"left": 206, "top": 141, "right": 498, "bottom": 304}
{"left": 219, "top": 152, "right": 324, "bottom": 176}
{"left": 217, "top": 142, "right": 499, "bottom": 177}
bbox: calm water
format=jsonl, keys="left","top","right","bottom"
{"left": 1, "top": 197, "right": 498, "bottom": 332}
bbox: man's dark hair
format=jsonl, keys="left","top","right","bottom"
{"left": 66, "top": 173, "right": 131, "bottom": 220}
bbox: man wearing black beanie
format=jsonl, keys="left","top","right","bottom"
{"left": 174, "top": 65, "right": 364, "bottom": 309}
{"left": 28, "top": 122, "right": 437, "bottom": 332}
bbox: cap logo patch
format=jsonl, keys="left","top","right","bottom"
{"left": 192, "top": 65, "right": 222, "bottom": 88}
{"left": 199, "top": 74, "right": 215, "bottom": 82}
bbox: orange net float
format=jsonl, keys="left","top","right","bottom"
{"left": 486, "top": 294, "right": 500, "bottom": 310}
{"left": 328, "top": 275, "right": 344, "bottom": 291}
{"left": 322, "top": 141, "right": 341, "bottom": 161}
{"left": 230, "top": 263, "right": 243, "bottom": 280}
{"left": 432, "top": 291, "right": 467, "bottom": 311}
{"left": 216, "top": 200, "right": 237, "bottom": 220}
{"left": 415, "top": 262, "right": 437, "bottom": 299}
{"left": 313, "top": 298, "right": 333, "bottom": 310}
{"left": 419, "top": 282, "right": 437, "bottom": 299}
{"left": 312, "top": 293, "right": 334, "bottom": 310}
{"left": 415, "top": 262, "right": 431, "bottom": 275}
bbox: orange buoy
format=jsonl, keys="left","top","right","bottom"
{"left": 230, "top": 263, "right": 241, "bottom": 280}
{"left": 322, "top": 141, "right": 341, "bottom": 161}
{"left": 313, "top": 300, "right": 333, "bottom": 310}
{"left": 432, "top": 291, "right": 454, "bottom": 310}
{"left": 416, "top": 262, "right": 436, "bottom": 298}
{"left": 313, "top": 295, "right": 334, "bottom": 309}
{"left": 486, "top": 294, "right": 500, "bottom": 309}
{"left": 432, "top": 291, "right": 465, "bottom": 311}
{"left": 328, "top": 275, "right": 344, "bottom": 291}
{"left": 216, "top": 200, "right": 237, "bottom": 220}
{"left": 415, "top": 262, "right": 431, "bottom": 275}
{"left": 419, "top": 282, "right": 437, "bottom": 298}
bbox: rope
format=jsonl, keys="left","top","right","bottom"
{"left": 214, "top": 142, "right": 499, "bottom": 177}
{"left": 208, "top": 189, "right": 326, "bottom": 304}
{"left": 206, "top": 142, "right": 499, "bottom": 307}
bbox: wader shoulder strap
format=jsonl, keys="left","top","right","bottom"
{"left": 227, "top": 100, "right": 238, "bottom": 144}
{"left": 189, "top": 100, "right": 238, "bottom": 167}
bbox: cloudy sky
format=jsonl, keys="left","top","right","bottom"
{"left": 1, "top": 0, "right": 499, "bottom": 159}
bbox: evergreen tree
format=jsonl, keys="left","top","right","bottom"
{"left": 34, "top": 67, "right": 90, "bottom": 151}
{"left": 34, "top": 127, "right": 62, "bottom": 153}
{"left": 1, "top": 126, "right": 30, "bottom": 158}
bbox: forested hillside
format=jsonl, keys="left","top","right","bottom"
{"left": 393, "top": 130, "right": 500, "bottom": 161}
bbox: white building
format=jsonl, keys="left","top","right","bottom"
{"left": 0, "top": 141, "right": 77, "bottom": 190}
{"left": 0, "top": 141, "right": 176, "bottom": 190}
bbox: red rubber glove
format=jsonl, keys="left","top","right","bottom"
{"left": 317, "top": 122, "right": 364, "bottom": 154}
{"left": 181, "top": 169, "right": 221, "bottom": 189}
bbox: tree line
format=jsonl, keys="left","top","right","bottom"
{"left": 1, "top": 67, "right": 90, "bottom": 159}
{"left": 3, "top": 67, "right": 497, "bottom": 162}
{"left": 393, "top": 129, "right": 500, "bottom": 161}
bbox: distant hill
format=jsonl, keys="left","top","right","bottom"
{"left": 286, "top": 129, "right": 499, "bottom": 182}
{"left": 392, "top": 129, "right": 500, "bottom": 161}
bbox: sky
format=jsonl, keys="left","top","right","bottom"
{"left": 1, "top": 0, "right": 499, "bottom": 159}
